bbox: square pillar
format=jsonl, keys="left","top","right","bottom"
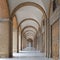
{"left": 0, "top": 19, "right": 12, "bottom": 58}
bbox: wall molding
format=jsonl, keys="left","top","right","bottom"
{"left": 0, "top": 18, "right": 12, "bottom": 23}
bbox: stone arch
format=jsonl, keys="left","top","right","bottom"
{"left": 23, "top": 30, "right": 36, "bottom": 39}
{"left": 19, "top": 18, "right": 40, "bottom": 28}
{"left": 11, "top": 2, "right": 47, "bottom": 19}
{"left": 21, "top": 26, "right": 37, "bottom": 35}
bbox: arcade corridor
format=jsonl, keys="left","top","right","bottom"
{"left": 0, "top": 0, "right": 60, "bottom": 60}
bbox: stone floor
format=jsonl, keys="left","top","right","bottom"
{"left": 0, "top": 47, "right": 57, "bottom": 60}
{"left": 0, "top": 53, "right": 53, "bottom": 60}
{"left": 0, "top": 51, "right": 53, "bottom": 60}
{"left": 0, "top": 57, "right": 53, "bottom": 60}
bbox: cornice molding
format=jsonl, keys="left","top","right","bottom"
{"left": 0, "top": 18, "right": 12, "bottom": 23}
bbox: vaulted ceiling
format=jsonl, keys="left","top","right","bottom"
{"left": 8, "top": 0, "right": 50, "bottom": 40}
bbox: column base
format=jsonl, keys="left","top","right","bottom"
{"left": 17, "top": 50, "right": 19, "bottom": 53}
{"left": 0, "top": 54, "right": 13, "bottom": 58}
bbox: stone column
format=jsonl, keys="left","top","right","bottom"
{"left": 19, "top": 30, "right": 21, "bottom": 51}
{"left": 34, "top": 36, "right": 37, "bottom": 49}
{"left": 13, "top": 29, "right": 17, "bottom": 52}
{"left": 17, "top": 28, "right": 19, "bottom": 53}
{"left": 21, "top": 33, "right": 22, "bottom": 50}
{"left": 44, "top": 19, "right": 47, "bottom": 56}
{"left": 39, "top": 32, "right": 43, "bottom": 52}
{"left": 46, "top": 19, "right": 51, "bottom": 58}
{"left": 0, "top": 0, "right": 12, "bottom": 58}
{"left": 59, "top": 17, "right": 60, "bottom": 58}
